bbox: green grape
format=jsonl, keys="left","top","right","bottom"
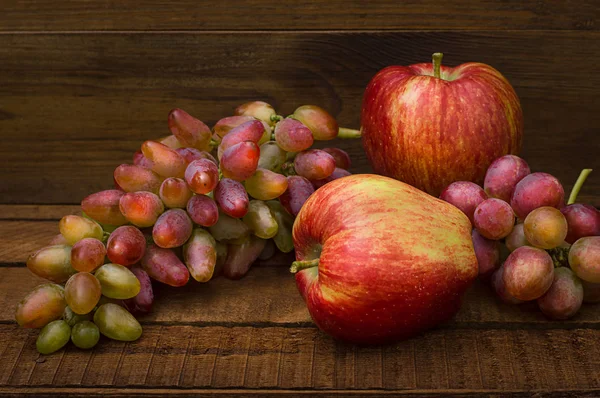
{"left": 94, "top": 303, "right": 142, "bottom": 342}
{"left": 59, "top": 215, "right": 103, "bottom": 245}
{"left": 64, "top": 273, "right": 102, "bottom": 315}
{"left": 94, "top": 263, "right": 141, "bottom": 299}
{"left": 15, "top": 284, "right": 66, "bottom": 329}
{"left": 27, "top": 244, "right": 76, "bottom": 283}
{"left": 258, "top": 142, "right": 287, "bottom": 172}
{"left": 71, "top": 321, "right": 100, "bottom": 349}
{"left": 62, "top": 306, "right": 92, "bottom": 327}
{"left": 265, "top": 201, "right": 294, "bottom": 253}
{"left": 183, "top": 229, "right": 217, "bottom": 282}
{"left": 223, "top": 235, "right": 266, "bottom": 279}
{"left": 243, "top": 200, "right": 279, "bottom": 239}
{"left": 36, "top": 320, "right": 71, "bottom": 355}
{"left": 244, "top": 168, "right": 288, "bottom": 201}
{"left": 208, "top": 211, "right": 250, "bottom": 241}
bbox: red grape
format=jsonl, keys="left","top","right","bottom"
{"left": 141, "top": 140, "right": 187, "bottom": 178}
{"left": 244, "top": 168, "right": 288, "bottom": 200}
{"left": 473, "top": 198, "right": 515, "bottom": 240}
{"left": 114, "top": 164, "right": 163, "bottom": 194}
{"left": 184, "top": 159, "right": 219, "bottom": 194}
{"left": 523, "top": 206, "right": 568, "bottom": 249}
{"left": 483, "top": 155, "right": 530, "bottom": 202}
{"left": 235, "top": 101, "right": 276, "bottom": 125}
{"left": 279, "top": 175, "right": 314, "bottom": 216}
{"left": 274, "top": 118, "right": 313, "bottom": 152}
{"left": 471, "top": 229, "right": 500, "bottom": 280}
{"left": 159, "top": 177, "right": 193, "bottom": 209}
{"left": 322, "top": 147, "right": 351, "bottom": 170}
{"left": 168, "top": 108, "right": 212, "bottom": 150}
{"left": 294, "top": 149, "right": 336, "bottom": 180}
{"left": 503, "top": 246, "right": 554, "bottom": 300}
{"left": 218, "top": 119, "right": 266, "bottom": 159}
{"left": 214, "top": 178, "right": 249, "bottom": 218}
{"left": 292, "top": 105, "right": 339, "bottom": 141}
{"left": 439, "top": 181, "right": 488, "bottom": 225}
{"left": 187, "top": 195, "right": 219, "bottom": 227}
{"left": 491, "top": 265, "right": 523, "bottom": 304}
{"left": 561, "top": 203, "right": 600, "bottom": 244}
{"left": 537, "top": 267, "right": 583, "bottom": 320}
{"left": 223, "top": 235, "right": 267, "bottom": 279}
{"left": 133, "top": 150, "right": 155, "bottom": 169}
{"left": 152, "top": 209, "right": 193, "bottom": 248}
{"left": 183, "top": 229, "right": 217, "bottom": 282}
{"left": 505, "top": 223, "right": 530, "bottom": 252}
{"left": 71, "top": 238, "right": 106, "bottom": 272}
{"left": 510, "top": 172, "right": 565, "bottom": 220}
{"left": 81, "top": 190, "right": 128, "bottom": 226}
{"left": 123, "top": 267, "right": 154, "bottom": 314}
{"left": 311, "top": 167, "right": 352, "bottom": 189}
{"left": 119, "top": 191, "right": 165, "bottom": 227}
{"left": 106, "top": 226, "right": 146, "bottom": 266}
{"left": 213, "top": 115, "right": 255, "bottom": 138}
{"left": 141, "top": 244, "right": 190, "bottom": 287}
{"left": 15, "top": 283, "right": 66, "bottom": 328}
{"left": 220, "top": 141, "right": 260, "bottom": 181}
{"left": 175, "top": 147, "right": 216, "bottom": 165}
{"left": 568, "top": 236, "right": 600, "bottom": 283}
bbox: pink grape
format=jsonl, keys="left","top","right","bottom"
{"left": 141, "top": 140, "right": 187, "bottom": 178}
{"left": 213, "top": 115, "right": 255, "bottom": 138}
{"left": 184, "top": 158, "right": 219, "bottom": 194}
{"left": 471, "top": 229, "right": 500, "bottom": 280}
{"left": 119, "top": 191, "right": 165, "bottom": 227}
{"left": 223, "top": 235, "right": 267, "bottom": 279}
{"left": 168, "top": 108, "right": 212, "bottom": 150}
{"left": 218, "top": 119, "right": 266, "bottom": 159}
{"left": 491, "top": 265, "right": 523, "bottom": 304}
{"left": 561, "top": 203, "right": 600, "bottom": 244}
{"left": 114, "top": 164, "right": 162, "bottom": 194}
{"left": 183, "top": 229, "right": 217, "bottom": 282}
{"left": 279, "top": 176, "right": 314, "bottom": 216}
{"left": 141, "top": 244, "right": 190, "bottom": 287}
{"left": 175, "top": 147, "right": 217, "bottom": 165}
{"left": 311, "top": 168, "right": 352, "bottom": 189}
{"left": 48, "top": 234, "right": 68, "bottom": 245}
{"left": 133, "top": 150, "right": 155, "bottom": 169}
{"left": 510, "top": 172, "right": 565, "bottom": 220}
{"left": 186, "top": 195, "right": 219, "bottom": 227}
{"left": 81, "top": 190, "right": 128, "bottom": 226}
{"left": 503, "top": 246, "right": 554, "bottom": 301}
{"left": 235, "top": 101, "right": 276, "bottom": 125}
{"left": 322, "top": 147, "right": 351, "bottom": 170}
{"left": 483, "top": 155, "right": 530, "bottom": 202}
{"left": 64, "top": 273, "right": 102, "bottom": 315}
{"left": 292, "top": 105, "right": 339, "bottom": 141}
{"left": 220, "top": 141, "right": 260, "bottom": 181}
{"left": 71, "top": 238, "right": 106, "bottom": 272}
{"left": 568, "top": 236, "right": 600, "bottom": 283}
{"left": 523, "top": 206, "right": 568, "bottom": 249}
{"left": 158, "top": 134, "right": 184, "bottom": 149}
{"left": 244, "top": 168, "right": 288, "bottom": 200}
{"left": 505, "top": 223, "right": 530, "bottom": 252}
{"left": 537, "top": 267, "right": 583, "bottom": 320}
{"left": 159, "top": 178, "right": 193, "bottom": 209}
{"left": 214, "top": 178, "right": 249, "bottom": 218}
{"left": 274, "top": 118, "right": 313, "bottom": 152}
{"left": 294, "top": 149, "right": 336, "bottom": 180}
{"left": 106, "top": 226, "right": 146, "bottom": 266}
{"left": 439, "top": 181, "right": 488, "bottom": 225}
{"left": 27, "top": 245, "right": 75, "bottom": 283}
{"left": 152, "top": 209, "right": 193, "bottom": 248}
{"left": 473, "top": 198, "right": 515, "bottom": 240}
{"left": 15, "top": 283, "right": 66, "bottom": 328}
{"left": 124, "top": 267, "right": 154, "bottom": 314}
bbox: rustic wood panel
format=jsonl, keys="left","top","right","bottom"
{"left": 0, "top": 32, "right": 599, "bottom": 204}
{"left": 1, "top": 324, "right": 599, "bottom": 392}
{"left": 0, "top": 1, "right": 597, "bottom": 31}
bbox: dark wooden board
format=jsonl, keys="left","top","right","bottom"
{"left": 0, "top": 1, "right": 597, "bottom": 31}
{"left": 0, "top": 31, "right": 599, "bottom": 204}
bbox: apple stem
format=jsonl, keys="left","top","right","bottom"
{"left": 290, "top": 258, "right": 320, "bottom": 274}
{"left": 338, "top": 127, "right": 361, "bottom": 139}
{"left": 567, "top": 168, "right": 593, "bottom": 205}
{"left": 432, "top": 53, "right": 444, "bottom": 79}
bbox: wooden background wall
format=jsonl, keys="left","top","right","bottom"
{"left": 0, "top": 1, "right": 598, "bottom": 206}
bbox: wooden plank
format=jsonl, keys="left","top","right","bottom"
{"left": 0, "top": 0, "right": 596, "bottom": 31}
{"left": 0, "top": 205, "right": 80, "bottom": 220}
{"left": 2, "top": 324, "right": 600, "bottom": 391}
{"left": 0, "top": 32, "right": 599, "bottom": 204}
{"left": 243, "top": 327, "right": 285, "bottom": 388}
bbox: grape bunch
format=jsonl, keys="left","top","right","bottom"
{"left": 441, "top": 155, "right": 600, "bottom": 319}
{"left": 15, "top": 101, "right": 359, "bottom": 354}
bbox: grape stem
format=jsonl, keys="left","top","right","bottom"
{"left": 567, "top": 169, "right": 593, "bottom": 204}
{"left": 432, "top": 52, "right": 443, "bottom": 79}
{"left": 338, "top": 127, "right": 361, "bottom": 139}
{"left": 290, "top": 258, "right": 319, "bottom": 273}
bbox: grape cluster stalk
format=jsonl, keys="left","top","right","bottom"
{"left": 15, "top": 101, "right": 361, "bottom": 354}
{"left": 441, "top": 155, "right": 600, "bottom": 319}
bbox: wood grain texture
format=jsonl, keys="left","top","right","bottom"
{"left": 1, "top": 324, "right": 599, "bottom": 392}
{"left": 0, "top": 1, "right": 597, "bottom": 31}
{"left": 0, "top": 32, "right": 599, "bottom": 204}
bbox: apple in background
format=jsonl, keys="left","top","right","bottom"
{"left": 361, "top": 53, "right": 523, "bottom": 196}
{"left": 291, "top": 174, "right": 478, "bottom": 344}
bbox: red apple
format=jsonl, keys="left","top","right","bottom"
{"left": 361, "top": 53, "right": 523, "bottom": 196}
{"left": 291, "top": 174, "right": 478, "bottom": 344}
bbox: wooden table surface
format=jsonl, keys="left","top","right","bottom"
{"left": 1, "top": 1, "right": 599, "bottom": 396}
